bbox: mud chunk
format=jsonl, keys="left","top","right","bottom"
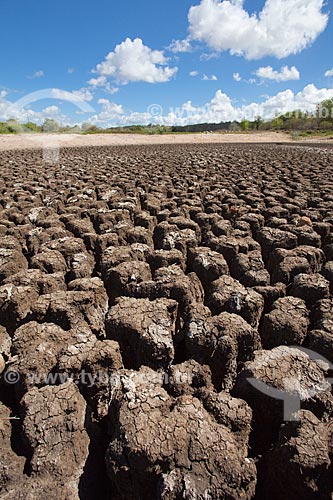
{"left": 211, "top": 218, "right": 233, "bottom": 236}
{"left": 0, "top": 283, "right": 39, "bottom": 333}
{"left": 3, "top": 269, "right": 66, "bottom": 295}
{"left": 65, "top": 217, "right": 95, "bottom": 239}
{"left": 41, "top": 236, "right": 87, "bottom": 265}
{"left": 26, "top": 226, "right": 70, "bottom": 255}
{"left": 0, "top": 402, "right": 26, "bottom": 493}
{"left": 134, "top": 211, "right": 156, "bottom": 231}
{"left": 141, "top": 193, "right": 161, "bottom": 215}
{"left": 296, "top": 245, "right": 324, "bottom": 268}
{"left": 322, "top": 261, "right": 333, "bottom": 293}
{"left": 269, "top": 246, "right": 325, "bottom": 275}
{"left": 68, "top": 251, "right": 95, "bottom": 281}
{"left": 95, "top": 233, "right": 119, "bottom": 255}
{"left": 297, "top": 227, "right": 322, "bottom": 247}
{"left": 106, "top": 367, "right": 256, "bottom": 500}
{"left": 207, "top": 275, "right": 264, "bottom": 328}
{"left": 30, "top": 249, "right": 67, "bottom": 274}
{"left": 261, "top": 296, "right": 309, "bottom": 348}
{"left": 106, "top": 297, "right": 178, "bottom": 369}
{"left": 168, "top": 215, "right": 200, "bottom": 238}
{"left": 290, "top": 273, "right": 330, "bottom": 307}
{"left": 271, "top": 255, "right": 311, "bottom": 284}
{"left": 262, "top": 411, "right": 333, "bottom": 500}
{"left": 105, "top": 260, "right": 152, "bottom": 301}
{"left": 148, "top": 249, "right": 186, "bottom": 272}
{"left": 0, "top": 325, "right": 11, "bottom": 358}
{"left": 312, "top": 298, "right": 333, "bottom": 335}
{"left": 257, "top": 227, "right": 298, "bottom": 262}
{"left": 10, "top": 321, "right": 97, "bottom": 393}
{"left": 312, "top": 221, "right": 331, "bottom": 240}
{"left": 152, "top": 264, "right": 204, "bottom": 313}
{"left": 0, "top": 247, "right": 28, "bottom": 284}
{"left": 100, "top": 245, "right": 145, "bottom": 275}
{"left": 153, "top": 221, "right": 197, "bottom": 254}
{"left": 126, "top": 226, "right": 153, "bottom": 246}
{"left": 307, "top": 299, "right": 333, "bottom": 362}
{"left": 21, "top": 381, "right": 89, "bottom": 499}
{"left": 230, "top": 251, "right": 270, "bottom": 287}
{"left": 188, "top": 246, "right": 229, "bottom": 289}
{"left": 239, "top": 213, "right": 265, "bottom": 236}
{"left": 0, "top": 235, "right": 23, "bottom": 252}
{"left": 185, "top": 305, "right": 261, "bottom": 389}
{"left": 31, "top": 284, "right": 108, "bottom": 337}
{"left": 307, "top": 329, "right": 333, "bottom": 364}
{"left": 234, "top": 346, "right": 333, "bottom": 453}
{"left": 207, "top": 234, "right": 240, "bottom": 263}
{"left": 253, "top": 283, "right": 286, "bottom": 313}
{"left": 80, "top": 339, "right": 123, "bottom": 418}
{"left": 198, "top": 388, "right": 253, "bottom": 453}
{"left": 166, "top": 360, "right": 213, "bottom": 397}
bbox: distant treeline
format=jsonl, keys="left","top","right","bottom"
{"left": 171, "top": 122, "right": 232, "bottom": 133}
{"left": 1, "top": 98, "right": 333, "bottom": 136}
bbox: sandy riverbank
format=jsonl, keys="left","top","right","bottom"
{"left": 0, "top": 131, "right": 293, "bottom": 151}
{"left": 1, "top": 131, "right": 332, "bottom": 151}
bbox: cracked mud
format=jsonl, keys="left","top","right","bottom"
{"left": 1, "top": 143, "right": 333, "bottom": 499}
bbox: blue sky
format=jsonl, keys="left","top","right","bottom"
{"left": 0, "top": 0, "right": 332, "bottom": 126}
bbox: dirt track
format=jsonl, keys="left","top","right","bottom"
{"left": 1, "top": 143, "right": 333, "bottom": 499}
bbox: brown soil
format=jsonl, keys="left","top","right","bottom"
{"left": 1, "top": 143, "right": 333, "bottom": 499}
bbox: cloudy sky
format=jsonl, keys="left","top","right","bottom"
{"left": 0, "top": 0, "right": 332, "bottom": 127}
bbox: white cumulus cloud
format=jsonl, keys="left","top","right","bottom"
{"left": 28, "top": 70, "right": 45, "bottom": 79}
{"left": 202, "top": 74, "right": 218, "bottom": 81}
{"left": 42, "top": 105, "right": 59, "bottom": 114}
{"left": 189, "top": 71, "right": 199, "bottom": 77}
{"left": 51, "top": 88, "right": 94, "bottom": 103}
{"left": 72, "top": 88, "right": 94, "bottom": 102}
{"left": 255, "top": 65, "right": 300, "bottom": 82}
{"left": 86, "top": 84, "right": 333, "bottom": 128}
{"left": 233, "top": 72, "right": 241, "bottom": 81}
{"left": 97, "top": 98, "right": 124, "bottom": 118}
{"left": 2, "top": 84, "right": 333, "bottom": 128}
{"left": 187, "top": 0, "right": 328, "bottom": 59}
{"left": 94, "top": 38, "right": 178, "bottom": 84}
{"left": 88, "top": 76, "right": 107, "bottom": 87}
{"left": 88, "top": 76, "right": 119, "bottom": 94}
{"left": 168, "top": 38, "right": 192, "bottom": 53}
{"left": 0, "top": 96, "right": 70, "bottom": 125}
{"left": 325, "top": 68, "right": 333, "bottom": 77}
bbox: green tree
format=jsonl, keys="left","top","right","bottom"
{"left": 42, "top": 118, "right": 60, "bottom": 132}
{"left": 82, "top": 122, "right": 100, "bottom": 133}
{"left": 0, "top": 122, "right": 11, "bottom": 134}
{"left": 319, "top": 120, "right": 333, "bottom": 130}
{"left": 229, "top": 121, "right": 240, "bottom": 132}
{"left": 23, "top": 121, "right": 41, "bottom": 132}
{"left": 5, "top": 119, "right": 22, "bottom": 133}
{"left": 240, "top": 119, "right": 250, "bottom": 131}
{"left": 316, "top": 99, "right": 333, "bottom": 122}
{"left": 253, "top": 116, "right": 263, "bottom": 130}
